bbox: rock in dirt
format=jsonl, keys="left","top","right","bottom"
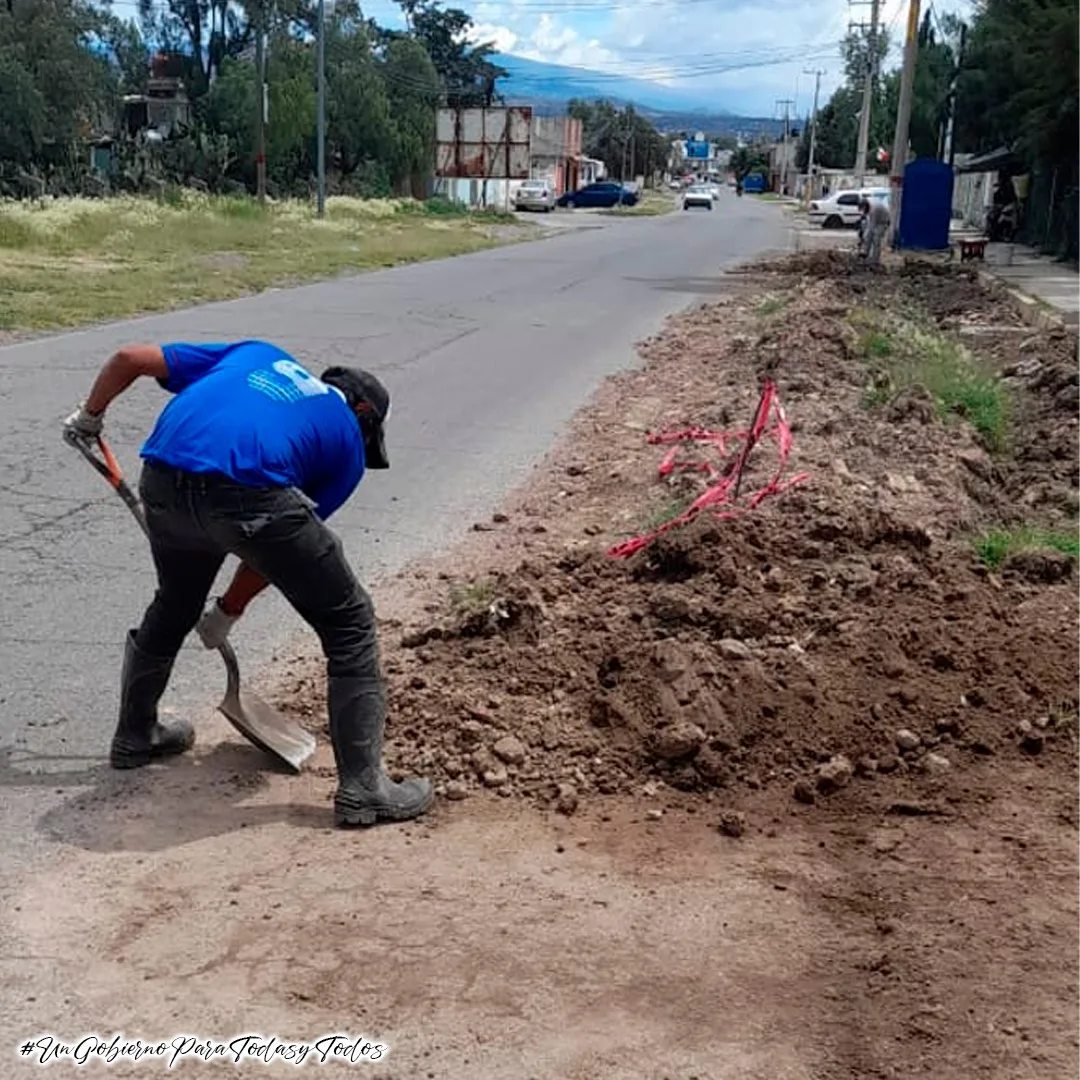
{"left": 482, "top": 766, "right": 509, "bottom": 788}
{"left": 816, "top": 754, "right": 854, "bottom": 795}
{"left": 492, "top": 735, "right": 527, "bottom": 766}
{"left": 718, "top": 639, "right": 754, "bottom": 661}
{"left": 718, "top": 810, "right": 746, "bottom": 838}
{"left": 1019, "top": 729, "right": 1045, "bottom": 755}
{"left": 645, "top": 809, "right": 663, "bottom": 822}
{"left": 895, "top": 729, "right": 922, "bottom": 752}
{"left": 651, "top": 721, "right": 706, "bottom": 762}
{"left": 555, "top": 783, "right": 579, "bottom": 815}
{"left": 793, "top": 778, "right": 816, "bottom": 805}
{"left": 444, "top": 781, "right": 469, "bottom": 800}
{"left": 921, "top": 752, "right": 952, "bottom": 774}
{"left": 877, "top": 755, "right": 901, "bottom": 774}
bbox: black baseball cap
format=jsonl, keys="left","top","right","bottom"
{"left": 321, "top": 366, "right": 391, "bottom": 469}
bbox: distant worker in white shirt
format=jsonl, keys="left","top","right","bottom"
{"left": 858, "top": 197, "right": 891, "bottom": 265}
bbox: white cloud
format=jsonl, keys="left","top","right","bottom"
{"left": 471, "top": 12, "right": 621, "bottom": 71}
{"left": 461, "top": 0, "right": 976, "bottom": 115}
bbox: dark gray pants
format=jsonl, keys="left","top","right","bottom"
{"left": 135, "top": 461, "right": 380, "bottom": 684}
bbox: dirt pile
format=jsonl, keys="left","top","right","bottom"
{"left": 280, "top": 257, "right": 1078, "bottom": 818}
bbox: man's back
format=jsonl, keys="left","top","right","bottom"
{"left": 141, "top": 340, "right": 364, "bottom": 519}
{"left": 868, "top": 200, "right": 891, "bottom": 228}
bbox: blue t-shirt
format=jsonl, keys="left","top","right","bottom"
{"left": 140, "top": 340, "right": 365, "bottom": 521}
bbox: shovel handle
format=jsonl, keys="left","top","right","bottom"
{"left": 64, "top": 429, "right": 149, "bottom": 539}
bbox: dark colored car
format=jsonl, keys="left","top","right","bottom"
{"left": 557, "top": 182, "right": 639, "bottom": 209}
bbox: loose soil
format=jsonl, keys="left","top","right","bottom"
{"left": 5, "top": 252, "right": 1076, "bottom": 1080}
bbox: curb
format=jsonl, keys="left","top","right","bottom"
{"left": 977, "top": 269, "right": 1072, "bottom": 333}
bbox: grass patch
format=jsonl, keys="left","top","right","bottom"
{"left": 853, "top": 309, "right": 1011, "bottom": 453}
{"left": 449, "top": 580, "right": 498, "bottom": 616}
{"left": 757, "top": 294, "right": 789, "bottom": 317}
{"left": 600, "top": 189, "right": 678, "bottom": 217}
{"left": 637, "top": 496, "right": 692, "bottom": 533}
{"left": 972, "top": 525, "right": 1079, "bottom": 569}
{"left": 0, "top": 191, "right": 530, "bottom": 331}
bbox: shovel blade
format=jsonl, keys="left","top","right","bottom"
{"left": 218, "top": 686, "right": 317, "bottom": 773}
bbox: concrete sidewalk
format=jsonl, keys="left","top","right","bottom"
{"left": 982, "top": 245, "right": 1078, "bottom": 328}
{"left": 950, "top": 224, "right": 1078, "bottom": 328}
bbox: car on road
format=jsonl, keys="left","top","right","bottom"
{"left": 682, "top": 184, "right": 715, "bottom": 211}
{"left": 514, "top": 179, "right": 556, "bottom": 213}
{"left": 557, "top": 181, "right": 639, "bottom": 209}
{"left": 808, "top": 187, "right": 890, "bottom": 229}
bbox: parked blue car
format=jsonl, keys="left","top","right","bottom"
{"left": 557, "top": 182, "right": 639, "bottom": 209}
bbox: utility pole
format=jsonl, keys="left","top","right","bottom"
{"left": 852, "top": 0, "right": 881, "bottom": 185}
{"left": 804, "top": 68, "right": 825, "bottom": 199}
{"left": 941, "top": 21, "right": 966, "bottom": 166}
{"left": 316, "top": 0, "right": 326, "bottom": 217}
{"left": 888, "top": 0, "right": 923, "bottom": 249}
{"left": 254, "top": 7, "right": 267, "bottom": 204}
{"left": 776, "top": 98, "right": 793, "bottom": 195}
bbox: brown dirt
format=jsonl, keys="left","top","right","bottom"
{"left": 281, "top": 256, "right": 1079, "bottom": 820}
{"left": 5, "top": 254, "right": 1076, "bottom": 1080}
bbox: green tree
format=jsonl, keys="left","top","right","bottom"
{"left": 0, "top": 0, "right": 115, "bottom": 173}
{"left": 380, "top": 36, "right": 440, "bottom": 195}
{"left": 396, "top": 0, "right": 506, "bottom": 108}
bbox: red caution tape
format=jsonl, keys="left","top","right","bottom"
{"left": 607, "top": 378, "right": 809, "bottom": 559}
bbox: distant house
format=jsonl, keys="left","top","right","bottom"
{"left": 122, "top": 52, "right": 191, "bottom": 139}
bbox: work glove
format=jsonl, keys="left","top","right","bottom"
{"left": 196, "top": 598, "right": 240, "bottom": 650}
{"left": 63, "top": 403, "right": 104, "bottom": 441}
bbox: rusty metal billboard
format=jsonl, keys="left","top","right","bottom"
{"left": 435, "top": 107, "right": 532, "bottom": 180}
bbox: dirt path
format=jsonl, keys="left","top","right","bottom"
{"left": 7, "top": 254, "right": 1077, "bottom": 1079}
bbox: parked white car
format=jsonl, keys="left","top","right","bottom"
{"left": 514, "top": 179, "right": 556, "bottom": 213}
{"left": 808, "top": 187, "right": 890, "bottom": 229}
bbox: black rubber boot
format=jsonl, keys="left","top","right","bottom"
{"left": 329, "top": 675, "right": 433, "bottom": 826}
{"left": 109, "top": 629, "right": 195, "bottom": 769}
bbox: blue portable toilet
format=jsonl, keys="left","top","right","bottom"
{"left": 895, "top": 157, "right": 954, "bottom": 251}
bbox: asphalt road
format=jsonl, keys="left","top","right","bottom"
{"left": 0, "top": 194, "right": 784, "bottom": 868}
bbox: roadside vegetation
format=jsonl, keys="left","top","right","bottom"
{"left": 973, "top": 525, "right": 1079, "bottom": 568}
{"left": 601, "top": 190, "right": 678, "bottom": 217}
{"left": 0, "top": 193, "right": 525, "bottom": 332}
{"left": 851, "top": 307, "right": 1010, "bottom": 452}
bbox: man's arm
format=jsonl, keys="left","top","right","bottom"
{"left": 85, "top": 345, "right": 169, "bottom": 416}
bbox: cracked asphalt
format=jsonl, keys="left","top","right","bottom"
{"left": 0, "top": 195, "right": 783, "bottom": 876}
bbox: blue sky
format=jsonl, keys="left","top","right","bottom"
{"left": 107, "top": 0, "right": 973, "bottom": 118}
{"left": 362, "top": 0, "right": 973, "bottom": 116}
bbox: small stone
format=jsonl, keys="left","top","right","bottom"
{"left": 645, "top": 809, "right": 663, "bottom": 821}
{"left": 855, "top": 757, "right": 878, "bottom": 778}
{"left": 895, "top": 729, "right": 921, "bottom": 752}
{"left": 492, "top": 512, "right": 509, "bottom": 523}
{"left": 935, "top": 717, "right": 960, "bottom": 736}
{"left": 718, "top": 810, "right": 746, "bottom": 838}
{"left": 482, "top": 767, "right": 509, "bottom": 788}
{"left": 1020, "top": 730, "right": 1045, "bottom": 755}
{"left": 652, "top": 721, "right": 706, "bottom": 762}
{"left": 492, "top": 735, "right": 527, "bottom": 766}
{"left": 922, "top": 752, "right": 952, "bottom": 774}
{"left": 877, "top": 754, "right": 901, "bottom": 774}
{"left": 793, "top": 778, "right": 816, "bottom": 804}
{"left": 444, "top": 781, "right": 469, "bottom": 801}
{"left": 718, "top": 639, "right": 754, "bottom": 661}
{"left": 555, "top": 783, "right": 579, "bottom": 815}
{"left": 816, "top": 754, "right": 854, "bottom": 795}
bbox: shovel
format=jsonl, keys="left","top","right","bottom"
{"left": 65, "top": 430, "right": 317, "bottom": 773}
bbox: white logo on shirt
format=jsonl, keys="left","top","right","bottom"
{"left": 246, "top": 359, "right": 332, "bottom": 403}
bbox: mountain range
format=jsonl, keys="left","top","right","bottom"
{"left": 491, "top": 53, "right": 784, "bottom": 138}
